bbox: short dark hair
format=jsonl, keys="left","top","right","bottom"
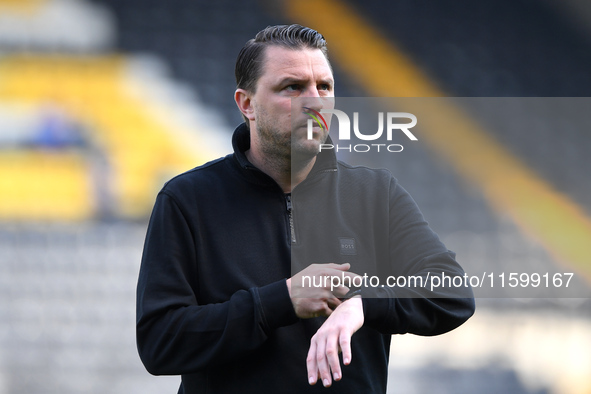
{"left": 235, "top": 24, "right": 330, "bottom": 94}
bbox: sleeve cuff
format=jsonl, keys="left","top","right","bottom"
{"left": 256, "top": 279, "right": 299, "bottom": 331}
{"left": 361, "top": 297, "right": 390, "bottom": 326}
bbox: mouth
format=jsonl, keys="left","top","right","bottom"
{"left": 294, "top": 119, "right": 323, "bottom": 135}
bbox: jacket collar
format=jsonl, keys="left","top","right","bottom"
{"left": 231, "top": 122, "right": 337, "bottom": 176}
{"left": 232, "top": 123, "right": 255, "bottom": 170}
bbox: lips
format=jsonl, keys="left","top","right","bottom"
{"left": 294, "top": 116, "right": 317, "bottom": 130}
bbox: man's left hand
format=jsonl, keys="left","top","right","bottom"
{"left": 306, "top": 296, "right": 364, "bottom": 387}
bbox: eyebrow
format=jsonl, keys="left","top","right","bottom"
{"left": 277, "top": 76, "right": 334, "bottom": 87}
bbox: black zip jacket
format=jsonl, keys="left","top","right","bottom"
{"left": 136, "top": 123, "right": 475, "bottom": 393}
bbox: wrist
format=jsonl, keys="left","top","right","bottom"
{"left": 285, "top": 278, "right": 292, "bottom": 298}
{"left": 340, "top": 288, "right": 362, "bottom": 301}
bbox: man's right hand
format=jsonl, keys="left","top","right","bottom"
{"left": 286, "top": 263, "right": 359, "bottom": 319}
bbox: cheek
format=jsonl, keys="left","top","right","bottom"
{"left": 278, "top": 100, "right": 293, "bottom": 114}
{"left": 258, "top": 96, "right": 293, "bottom": 123}
{"left": 285, "top": 101, "right": 296, "bottom": 121}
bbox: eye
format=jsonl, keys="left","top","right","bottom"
{"left": 285, "top": 84, "right": 301, "bottom": 91}
{"left": 318, "top": 83, "right": 331, "bottom": 91}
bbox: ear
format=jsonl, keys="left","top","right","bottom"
{"left": 235, "top": 89, "right": 255, "bottom": 121}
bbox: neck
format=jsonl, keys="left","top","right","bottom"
{"left": 245, "top": 149, "right": 316, "bottom": 193}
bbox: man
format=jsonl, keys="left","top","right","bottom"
{"left": 137, "top": 24, "right": 474, "bottom": 393}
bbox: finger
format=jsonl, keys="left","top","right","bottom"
{"left": 315, "top": 334, "right": 332, "bottom": 387}
{"left": 326, "top": 331, "right": 342, "bottom": 382}
{"left": 326, "top": 296, "right": 342, "bottom": 311}
{"left": 325, "top": 271, "right": 361, "bottom": 288}
{"left": 341, "top": 271, "right": 362, "bottom": 281}
{"left": 339, "top": 330, "right": 353, "bottom": 366}
{"left": 326, "top": 262, "right": 350, "bottom": 271}
{"left": 332, "top": 285, "right": 350, "bottom": 298}
{"left": 325, "top": 281, "right": 350, "bottom": 299}
{"left": 306, "top": 338, "right": 319, "bottom": 385}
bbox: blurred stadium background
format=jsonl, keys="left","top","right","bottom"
{"left": 0, "top": 0, "right": 590, "bottom": 393}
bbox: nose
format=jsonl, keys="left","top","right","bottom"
{"left": 295, "top": 85, "right": 334, "bottom": 125}
{"left": 300, "top": 87, "right": 334, "bottom": 114}
{"left": 301, "top": 96, "right": 324, "bottom": 114}
{"left": 303, "top": 83, "right": 322, "bottom": 97}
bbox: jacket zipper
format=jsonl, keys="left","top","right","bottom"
{"left": 244, "top": 164, "right": 334, "bottom": 245}
{"left": 284, "top": 169, "right": 336, "bottom": 245}
{"left": 285, "top": 194, "right": 296, "bottom": 244}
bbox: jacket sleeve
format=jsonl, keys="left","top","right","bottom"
{"left": 361, "top": 179, "right": 475, "bottom": 335}
{"left": 136, "top": 191, "right": 298, "bottom": 375}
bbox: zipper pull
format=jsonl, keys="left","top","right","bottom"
{"left": 286, "top": 194, "right": 292, "bottom": 212}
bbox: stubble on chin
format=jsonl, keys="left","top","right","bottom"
{"left": 290, "top": 136, "right": 323, "bottom": 166}
{"left": 255, "top": 107, "right": 327, "bottom": 172}
{"left": 256, "top": 118, "right": 291, "bottom": 161}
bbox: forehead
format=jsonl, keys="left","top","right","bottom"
{"left": 258, "top": 46, "right": 333, "bottom": 83}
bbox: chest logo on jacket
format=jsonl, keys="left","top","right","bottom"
{"left": 339, "top": 237, "right": 357, "bottom": 255}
